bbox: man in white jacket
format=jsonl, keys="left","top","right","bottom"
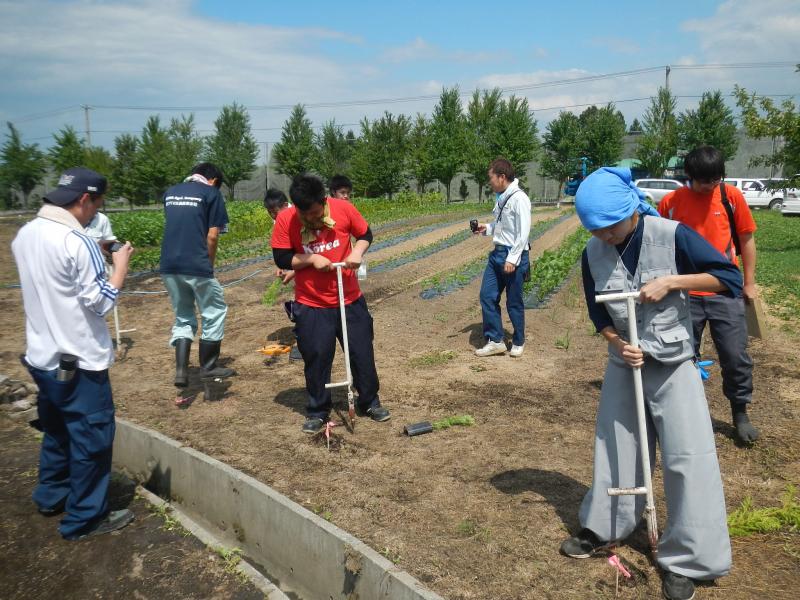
{"left": 12, "top": 167, "right": 135, "bottom": 541}
{"left": 473, "top": 158, "right": 532, "bottom": 357}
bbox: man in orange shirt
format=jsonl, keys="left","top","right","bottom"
{"left": 658, "top": 146, "right": 759, "bottom": 444}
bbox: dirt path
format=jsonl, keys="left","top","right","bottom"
{"left": 1, "top": 212, "right": 798, "bottom": 600}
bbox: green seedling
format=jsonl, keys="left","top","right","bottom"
{"left": 310, "top": 504, "right": 333, "bottom": 521}
{"left": 727, "top": 485, "right": 800, "bottom": 537}
{"left": 432, "top": 415, "right": 475, "bottom": 430}
{"left": 261, "top": 278, "right": 283, "bottom": 306}
{"left": 555, "top": 330, "right": 571, "bottom": 350}
{"left": 380, "top": 547, "right": 402, "bottom": 564}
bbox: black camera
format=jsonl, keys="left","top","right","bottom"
{"left": 108, "top": 242, "right": 123, "bottom": 253}
{"left": 469, "top": 219, "right": 479, "bottom": 232}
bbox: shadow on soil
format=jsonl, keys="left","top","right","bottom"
{"left": 456, "top": 322, "right": 514, "bottom": 349}
{"left": 490, "top": 468, "right": 588, "bottom": 531}
{"left": 711, "top": 416, "right": 758, "bottom": 449}
{"left": 274, "top": 386, "right": 352, "bottom": 420}
{"left": 265, "top": 325, "right": 296, "bottom": 345}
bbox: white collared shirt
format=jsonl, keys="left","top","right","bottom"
{"left": 484, "top": 179, "right": 532, "bottom": 266}
{"left": 84, "top": 211, "right": 117, "bottom": 243}
{"left": 12, "top": 215, "right": 119, "bottom": 371}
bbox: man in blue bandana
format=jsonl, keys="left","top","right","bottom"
{"left": 560, "top": 167, "right": 739, "bottom": 600}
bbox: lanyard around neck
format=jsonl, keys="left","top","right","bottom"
{"left": 496, "top": 190, "right": 518, "bottom": 223}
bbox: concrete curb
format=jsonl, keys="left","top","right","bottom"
{"left": 114, "top": 418, "right": 444, "bottom": 600}
{"left": 136, "top": 486, "right": 289, "bottom": 600}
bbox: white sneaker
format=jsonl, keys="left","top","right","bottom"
{"left": 475, "top": 340, "right": 506, "bottom": 357}
{"left": 509, "top": 344, "right": 524, "bottom": 357}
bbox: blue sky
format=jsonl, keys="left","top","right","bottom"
{"left": 1, "top": 0, "right": 798, "bottom": 157}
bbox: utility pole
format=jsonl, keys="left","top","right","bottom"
{"left": 82, "top": 104, "right": 92, "bottom": 146}
{"left": 665, "top": 65, "right": 671, "bottom": 92}
{"left": 263, "top": 142, "right": 271, "bottom": 191}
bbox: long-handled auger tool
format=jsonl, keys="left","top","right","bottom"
{"left": 596, "top": 290, "right": 659, "bottom": 562}
{"left": 325, "top": 262, "right": 357, "bottom": 431}
{"left": 108, "top": 263, "right": 136, "bottom": 354}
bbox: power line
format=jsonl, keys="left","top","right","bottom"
{"left": 10, "top": 105, "right": 81, "bottom": 124}
{"left": 74, "top": 61, "right": 799, "bottom": 114}
{"left": 19, "top": 91, "right": 798, "bottom": 144}
{"left": 531, "top": 93, "right": 798, "bottom": 113}
{"left": 671, "top": 61, "right": 796, "bottom": 70}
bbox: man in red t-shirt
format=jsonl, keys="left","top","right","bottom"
{"left": 658, "top": 145, "right": 759, "bottom": 443}
{"left": 271, "top": 174, "right": 390, "bottom": 433}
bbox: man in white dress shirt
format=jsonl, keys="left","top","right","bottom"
{"left": 473, "top": 158, "right": 532, "bottom": 357}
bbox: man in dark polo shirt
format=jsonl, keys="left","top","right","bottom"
{"left": 160, "top": 162, "right": 235, "bottom": 387}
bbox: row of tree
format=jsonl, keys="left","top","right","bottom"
{"left": 540, "top": 88, "right": 744, "bottom": 194}
{"left": 272, "top": 87, "right": 539, "bottom": 202}
{"left": 0, "top": 103, "right": 259, "bottom": 209}
{"left": 2, "top": 77, "right": 798, "bottom": 208}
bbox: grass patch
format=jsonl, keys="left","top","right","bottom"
{"left": 149, "top": 502, "right": 189, "bottom": 535}
{"left": 409, "top": 349, "right": 456, "bottom": 367}
{"left": 433, "top": 415, "right": 475, "bottom": 430}
{"left": 727, "top": 486, "right": 800, "bottom": 537}
{"left": 753, "top": 211, "right": 800, "bottom": 327}
{"left": 456, "top": 518, "right": 491, "bottom": 541}
{"left": 211, "top": 545, "right": 244, "bottom": 576}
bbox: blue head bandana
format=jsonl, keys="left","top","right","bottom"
{"left": 575, "top": 167, "right": 660, "bottom": 230}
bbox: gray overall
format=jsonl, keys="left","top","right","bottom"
{"left": 579, "top": 216, "right": 731, "bottom": 580}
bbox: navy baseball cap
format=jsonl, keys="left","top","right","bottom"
{"left": 44, "top": 167, "right": 108, "bottom": 206}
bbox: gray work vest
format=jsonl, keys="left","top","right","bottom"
{"left": 587, "top": 215, "right": 694, "bottom": 366}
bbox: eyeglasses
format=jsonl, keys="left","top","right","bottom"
{"left": 694, "top": 178, "right": 722, "bottom": 186}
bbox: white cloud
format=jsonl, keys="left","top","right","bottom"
{"left": 380, "top": 36, "right": 507, "bottom": 64}
{"left": 0, "top": 0, "right": 361, "bottom": 110}
{"left": 681, "top": 0, "right": 800, "bottom": 62}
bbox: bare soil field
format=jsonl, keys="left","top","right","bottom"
{"left": 1, "top": 209, "right": 798, "bottom": 599}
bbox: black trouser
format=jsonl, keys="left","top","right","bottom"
{"left": 294, "top": 296, "right": 381, "bottom": 420}
{"left": 690, "top": 294, "right": 753, "bottom": 407}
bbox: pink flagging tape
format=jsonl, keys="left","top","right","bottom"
{"left": 608, "top": 554, "right": 632, "bottom": 579}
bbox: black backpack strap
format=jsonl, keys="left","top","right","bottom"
{"left": 719, "top": 182, "right": 742, "bottom": 257}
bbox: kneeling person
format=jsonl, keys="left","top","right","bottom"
{"left": 271, "top": 174, "right": 389, "bottom": 433}
{"left": 561, "top": 168, "right": 739, "bottom": 600}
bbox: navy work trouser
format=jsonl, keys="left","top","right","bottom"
{"left": 294, "top": 295, "right": 381, "bottom": 420}
{"left": 690, "top": 294, "right": 753, "bottom": 407}
{"left": 27, "top": 365, "right": 115, "bottom": 539}
{"left": 479, "top": 246, "right": 529, "bottom": 346}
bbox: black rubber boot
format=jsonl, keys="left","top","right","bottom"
{"left": 199, "top": 340, "right": 236, "bottom": 379}
{"left": 174, "top": 338, "right": 192, "bottom": 388}
{"left": 732, "top": 403, "right": 760, "bottom": 444}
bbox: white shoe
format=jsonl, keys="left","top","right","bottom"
{"left": 509, "top": 344, "right": 524, "bottom": 357}
{"left": 475, "top": 340, "right": 506, "bottom": 357}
